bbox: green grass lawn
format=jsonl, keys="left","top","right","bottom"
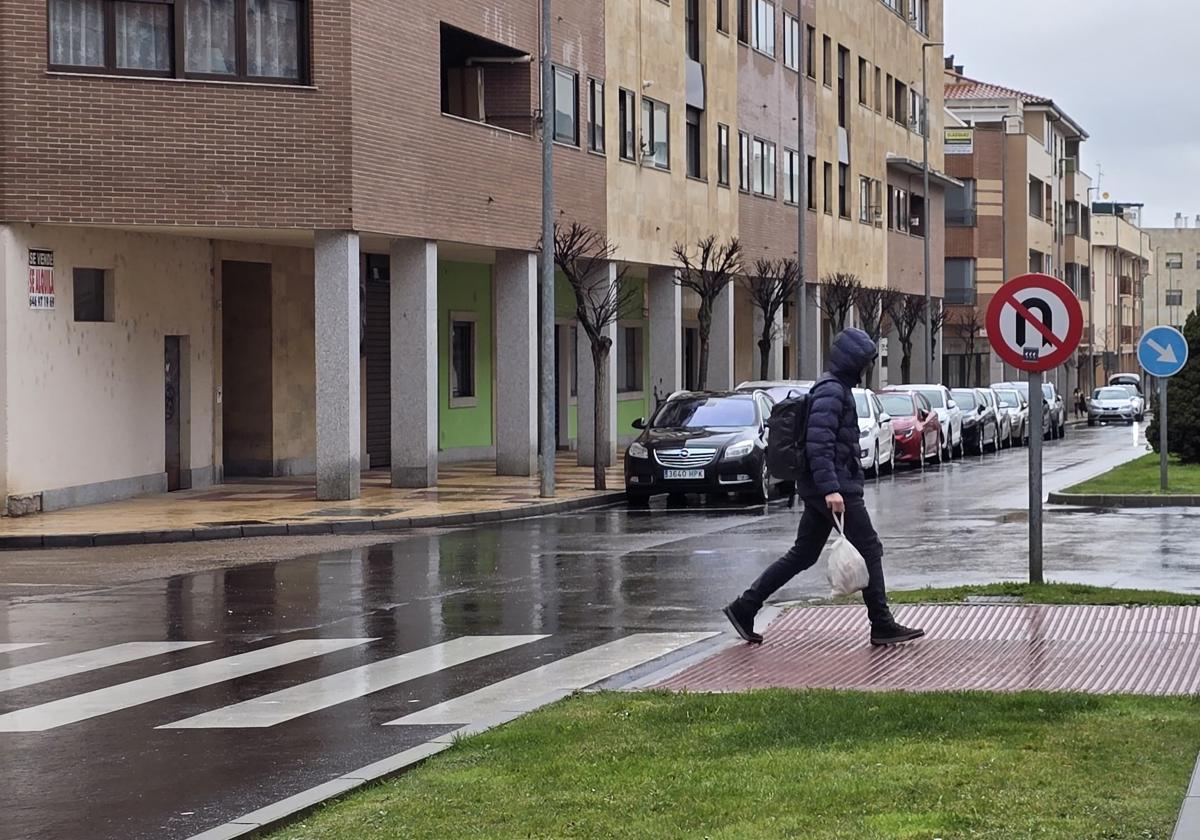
{"left": 1066, "top": 453, "right": 1200, "bottom": 496}
{"left": 272, "top": 690, "right": 1200, "bottom": 840}
{"left": 850, "top": 581, "right": 1200, "bottom": 607}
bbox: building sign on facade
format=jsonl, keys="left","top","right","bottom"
{"left": 28, "top": 249, "right": 54, "bottom": 310}
{"left": 944, "top": 128, "right": 974, "bottom": 156}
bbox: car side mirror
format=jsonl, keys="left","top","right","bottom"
{"left": 632, "top": 418, "right": 646, "bottom": 430}
{"left": 879, "top": 413, "right": 892, "bottom": 424}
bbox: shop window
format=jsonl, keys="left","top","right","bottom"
{"left": 450, "top": 313, "right": 477, "bottom": 406}
{"left": 618, "top": 325, "right": 645, "bottom": 393}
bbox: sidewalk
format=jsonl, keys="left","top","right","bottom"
{"left": 0, "top": 455, "right": 623, "bottom": 549}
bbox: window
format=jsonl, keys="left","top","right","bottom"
{"left": 717, "top": 123, "right": 730, "bottom": 186}
{"left": 910, "top": 193, "right": 925, "bottom": 237}
{"left": 716, "top": 0, "right": 727, "bottom": 33}
{"left": 737, "top": 0, "right": 748, "bottom": 42}
{"left": 1196, "top": 254, "right": 1200, "bottom": 270}
{"left": 1166, "top": 252, "right": 1184, "bottom": 270}
{"left": 807, "top": 155, "right": 817, "bottom": 209}
{"left": 874, "top": 66, "right": 882, "bottom": 112}
{"left": 686, "top": 0, "right": 700, "bottom": 60}
{"left": 1080, "top": 267, "right": 1091, "bottom": 301}
{"left": 553, "top": 66, "right": 579, "bottom": 145}
{"left": 686, "top": 106, "right": 702, "bottom": 178}
{"left": 945, "top": 259, "right": 976, "bottom": 305}
{"left": 1028, "top": 176, "right": 1044, "bottom": 219}
{"left": 881, "top": 0, "right": 899, "bottom": 10}
{"left": 48, "top": 0, "right": 308, "bottom": 81}
{"left": 858, "top": 57, "right": 869, "bottom": 105}
{"left": 888, "top": 186, "right": 909, "bottom": 233}
{"left": 618, "top": 326, "right": 645, "bottom": 393}
{"left": 1166, "top": 290, "right": 1184, "bottom": 307}
{"left": 588, "top": 78, "right": 605, "bottom": 153}
{"left": 783, "top": 14, "right": 799, "bottom": 70}
{"left": 910, "top": 0, "right": 927, "bottom": 34}
{"left": 893, "top": 79, "right": 907, "bottom": 125}
{"left": 450, "top": 315, "right": 477, "bottom": 404}
{"left": 822, "top": 35, "right": 832, "bottom": 86}
{"left": 739, "top": 131, "right": 750, "bottom": 191}
{"left": 909, "top": 88, "right": 925, "bottom": 134}
{"left": 885, "top": 73, "right": 894, "bottom": 118}
{"left": 945, "top": 179, "right": 976, "bottom": 227}
{"left": 783, "top": 149, "right": 800, "bottom": 203}
{"left": 837, "top": 163, "right": 849, "bottom": 218}
{"left": 749, "top": 138, "right": 776, "bottom": 197}
{"left": 837, "top": 45, "right": 849, "bottom": 128}
{"left": 619, "top": 89, "right": 637, "bottom": 160}
{"left": 859, "top": 176, "right": 872, "bottom": 223}
{"left": 73, "top": 268, "right": 111, "bottom": 322}
{"left": 752, "top": 0, "right": 775, "bottom": 56}
{"left": 641, "top": 97, "right": 669, "bottom": 169}
{"left": 1029, "top": 250, "right": 1044, "bottom": 273}
{"left": 441, "top": 24, "right": 531, "bottom": 131}
{"left": 823, "top": 162, "right": 833, "bottom": 214}
{"left": 1065, "top": 200, "right": 1079, "bottom": 236}
{"left": 805, "top": 25, "right": 815, "bottom": 78}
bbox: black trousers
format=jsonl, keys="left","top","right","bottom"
{"left": 740, "top": 493, "right": 891, "bottom": 625}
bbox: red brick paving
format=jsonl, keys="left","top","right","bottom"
{"left": 658, "top": 605, "right": 1200, "bottom": 696}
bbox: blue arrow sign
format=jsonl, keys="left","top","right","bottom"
{"left": 1138, "top": 326, "right": 1189, "bottom": 378}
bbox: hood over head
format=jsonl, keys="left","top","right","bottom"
{"left": 827, "top": 328, "right": 877, "bottom": 385}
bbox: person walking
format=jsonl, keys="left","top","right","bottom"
{"left": 723, "top": 328, "right": 925, "bottom": 647}
{"left": 1073, "top": 387, "right": 1085, "bottom": 419}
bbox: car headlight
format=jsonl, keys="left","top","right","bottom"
{"left": 723, "top": 440, "right": 755, "bottom": 460}
{"left": 627, "top": 442, "right": 649, "bottom": 459}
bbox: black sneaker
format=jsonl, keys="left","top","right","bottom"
{"left": 870, "top": 622, "right": 926, "bottom": 647}
{"left": 723, "top": 600, "right": 764, "bottom": 645}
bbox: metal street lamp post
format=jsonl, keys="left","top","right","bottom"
{"left": 921, "top": 40, "right": 944, "bottom": 381}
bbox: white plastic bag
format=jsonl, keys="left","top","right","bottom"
{"left": 827, "top": 512, "right": 871, "bottom": 597}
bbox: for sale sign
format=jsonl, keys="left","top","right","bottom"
{"left": 28, "top": 249, "right": 54, "bottom": 310}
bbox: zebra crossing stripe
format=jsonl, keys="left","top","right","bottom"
{"left": 0, "top": 642, "right": 211, "bottom": 693}
{"left": 0, "top": 644, "right": 43, "bottom": 654}
{"left": 385, "top": 632, "right": 717, "bottom": 726}
{"left": 0, "top": 638, "right": 373, "bottom": 732}
{"left": 159, "top": 635, "right": 548, "bottom": 729}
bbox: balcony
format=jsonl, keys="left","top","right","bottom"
{"left": 1119, "top": 275, "right": 1134, "bottom": 297}
{"left": 946, "top": 208, "right": 977, "bottom": 227}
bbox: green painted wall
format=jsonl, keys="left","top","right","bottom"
{"left": 438, "top": 261, "right": 493, "bottom": 452}
{"left": 617, "top": 278, "right": 650, "bottom": 439}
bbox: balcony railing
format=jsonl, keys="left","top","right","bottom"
{"left": 946, "top": 208, "right": 977, "bottom": 227}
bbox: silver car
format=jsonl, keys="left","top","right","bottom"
{"left": 994, "top": 388, "right": 1028, "bottom": 446}
{"left": 1088, "top": 386, "right": 1139, "bottom": 426}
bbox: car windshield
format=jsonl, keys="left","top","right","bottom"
{"left": 1042, "top": 384, "right": 1055, "bottom": 400}
{"left": 951, "top": 390, "right": 978, "bottom": 409}
{"left": 879, "top": 394, "right": 916, "bottom": 417}
{"left": 997, "top": 391, "right": 1021, "bottom": 408}
{"left": 1094, "top": 388, "right": 1129, "bottom": 401}
{"left": 854, "top": 393, "right": 870, "bottom": 418}
{"left": 915, "top": 389, "right": 945, "bottom": 408}
{"left": 1118, "top": 385, "right": 1139, "bottom": 397}
{"left": 652, "top": 397, "right": 756, "bottom": 429}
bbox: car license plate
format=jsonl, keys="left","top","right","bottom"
{"left": 663, "top": 469, "right": 705, "bottom": 480}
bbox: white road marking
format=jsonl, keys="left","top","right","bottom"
{"left": 0, "top": 638, "right": 373, "bottom": 732}
{"left": 0, "top": 643, "right": 43, "bottom": 654}
{"left": 159, "top": 635, "right": 548, "bottom": 729}
{"left": 0, "top": 642, "right": 210, "bottom": 693}
{"left": 385, "top": 632, "right": 716, "bottom": 726}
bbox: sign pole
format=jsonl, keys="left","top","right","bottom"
{"left": 1160, "top": 376, "right": 1169, "bottom": 492}
{"left": 1028, "top": 370, "right": 1044, "bottom": 584}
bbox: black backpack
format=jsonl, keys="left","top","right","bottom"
{"left": 764, "top": 377, "right": 834, "bottom": 481}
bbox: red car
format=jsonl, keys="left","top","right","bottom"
{"left": 878, "top": 390, "right": 942, "bottom": 465}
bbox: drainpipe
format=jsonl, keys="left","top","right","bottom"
{"left": 538, "top": 0, "right": 556, "bottom": 497}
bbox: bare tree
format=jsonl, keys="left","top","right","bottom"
{"left": 673, "top": 236, "right": 743, "bottom": 390}
{"left": 553, "top": 222, "right": 636, "bottom": 490}
{"left": 929, "top": 301, "right": 949, "bottom": 364}
{"left": 817, "top": 272, "right": 862, "bottom": 334}
{"left": 955, "top": 308, "right": 984, "bottom": 387}
{"left": 742, "top": 258, "right": 801, "bottom": 381}
{"left": 855, "top": 287, "right": 884, "bottom": 388}
{"left": 887, "top": 294, "right": 927, "bottom": 384}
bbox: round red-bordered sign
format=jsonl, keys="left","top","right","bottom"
{"left": 986, "top": 273, "right": 1084, "bottom": 373}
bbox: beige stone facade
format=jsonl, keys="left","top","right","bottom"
{"left": 1143, "top": 226, "right": 1200, "bottom": 330}
{"left": 1091, "top": 210, "right": 1151, "bottom": 383}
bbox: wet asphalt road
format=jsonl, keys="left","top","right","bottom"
{"left": 0, "top": 423, "right": 1188, "bottom": 840}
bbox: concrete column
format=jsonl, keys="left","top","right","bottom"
{"left": 390, "top": 238, "right": 438, "bottom": 488}
{"left": 577, "top": 263, "right": 618, "bottom": 467}
{"left": 647, "top": 266, "right": 682, "bottom": 406}
{"left": 708, "top": 282, "right": 735, "bottom": 389}
{"left": 494, "top": 250, "right": 538, "bottom": 476}
{"left": 314, "top": 230, "right": 362, "bottom": 501}
{"left": 768, "top": 306, "right": 785, "bottom": 380}
{"left": 801, "top": 282, "right": 822, "bottom": 379}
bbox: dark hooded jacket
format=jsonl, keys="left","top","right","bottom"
{"left": 800, "top": 328, "right": 877, "bottom": 498}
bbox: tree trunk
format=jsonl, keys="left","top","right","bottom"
{"left": 697, "top": 301, "right": 713, "bottom": 390}
{"left": 900, "top": 338, "right": 913, "bottom": 385}
{"left": 758, "top": 334, "right": 772, "bottom": 380}
{"left": 591, "top": 343, "right": 609, "bottom": 490}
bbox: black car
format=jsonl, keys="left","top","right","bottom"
{"left": 625, "top": 391, "right": 779, "bottom": 503}
{"left": 951, "top": 388, "right": 1000, "bottom": 454}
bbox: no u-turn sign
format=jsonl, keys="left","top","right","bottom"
{"left": 986, "top": 273, "right": 1084, "bottom": 373}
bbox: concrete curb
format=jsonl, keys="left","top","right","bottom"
{"left": 1048, "top": 491, "right": 1200, "bottom": 508}
{"left": 0, "top": 492, "right": 626, "bottom": 551}
{"left": 1172, "top": 752, "right": 1200, "bottom": 840}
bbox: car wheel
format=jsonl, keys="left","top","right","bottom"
{"left": 932, "top": 435, "right": 944, "bottom": 465}
{"left": 1087, "top": 418, "right": 1095, "bottom": 427}
{"left": 1059, "top": 421, "right": 1067, "bottom": 438}
{"left": 754, "top": 461, "right": 771, "bottom": 503}
{"left": 956, "top": 431, "right": 965, "bottom": 460}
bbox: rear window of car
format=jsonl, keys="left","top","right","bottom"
{"left": 879, "top": 394, "right": 916, "bottom": 417}
{"left": 997, "top": 391, "right": 1021, "bottom": 408}
{"left": 652, "top": 397, "right": 757, "bottom": 429}
{"left": 951, "top": 390, "right": 978, "bottom": 409}
{"left": 915, "top": 388, "right": 945, "bottom": 408}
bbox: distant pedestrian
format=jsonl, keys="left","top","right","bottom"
{"left": 723, "top": 328, "right": 925, "bottom": 648}
{"left": 1073, "top": 387, "right": 1085, "bottom": 418}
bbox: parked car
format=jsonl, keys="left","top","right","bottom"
{"left": 877, "top": 390, "right": 942, "bottom": 466}
{"left": 951, "top": 388, "right": 1001, "bottom": 454}
{"left": 855, "top": 389, "right": 895, "bottom": 477}
{"left": 980, "top": 387, "right": 1013, "bottom": 448}
{"left": 736, "top": 380, "right": 813, "bottom": 404}
{"left": 624, "top": 391, "right": 780, "bottom": 503}
{"left": 994, "top": 388, "right": 1029, "bottom": 446}
{"left": 1114, "top": 384, "right": 1146, "bottom": 421}
{"left": 1043, "top": 382, "right": 1067, "bottom": 438}
{"left": 993, "top": 381, "right": 1057, "bottom": 440}
{"left": 1087, "top": 386, "right": 1139, "bottom": 426}
{"left": 888, "top": 384, "right": 963, "bottom": 459}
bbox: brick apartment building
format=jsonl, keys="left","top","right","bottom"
{"left": 0, "top": 0, "right": 947, "bottom": 514}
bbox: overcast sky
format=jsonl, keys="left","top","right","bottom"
{"left": 945, "top": 0, "right": 1195, "bottom": 229}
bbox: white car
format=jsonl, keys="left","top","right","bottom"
{"left": 855, "top": 388, "right": 895, "bottom": 477}
{"left": 1114, "top": 385, "right": 1146, "bottom": 421}
{"left": 904, "top": 384, "right": 964, "bottom": 459}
